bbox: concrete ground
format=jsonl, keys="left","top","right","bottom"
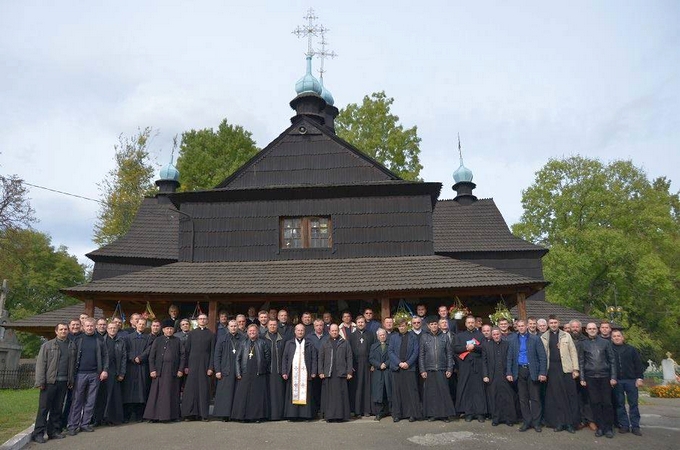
{"left": 24, "top": 397, "right": 680, "bottom": 450}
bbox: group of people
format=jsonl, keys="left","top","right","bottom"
{"left": 31, "top": 303, "right": 644, "bottom": 444}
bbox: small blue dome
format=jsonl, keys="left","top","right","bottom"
{"left": 453, "top": 161, "right": 473, "bottom": 183}
{"left": 159, "top": 162, "right": 180, "bottom": 182}
{"left": 320, "top": 80, "right": 334, "bottom": 106}
{"left": 295, "top": 56, "right": 322, "bottom": 95}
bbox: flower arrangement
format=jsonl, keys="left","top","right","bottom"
{"left": 394, "top": 299, "right": 414, "bottom": 331}
{"left": 649, "top": 385, "right": 680, "bottom": 398}
{"left": 449, "top": 297, "right": 471, "bottom": 320}
{"left": 142, "top": 301, "right": 156, "bottom": 328}
{"left": 489, "top": 301, "right": 513, "bottom": 326}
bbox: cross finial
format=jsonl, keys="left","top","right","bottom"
{"left": 457, "top": 133, "right": 464, "bottom": 164}
{"left": 292, "top": 8, "right": 322, "bottom": 57}
{"left": 317, "top": 27, "right": 337, "bottom": 80}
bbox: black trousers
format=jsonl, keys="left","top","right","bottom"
{"left": 33, "top": 381, "right": 68, "bottom": 438}
{"left": 586, "top": 377, "right": 614, "bottom": 432}
{"left": 517, "top": 366, "right": 542, "bottom": 427}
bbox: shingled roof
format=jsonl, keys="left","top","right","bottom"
{"left": 65, "top": 255, "right": 546, "bottom": 297}
{"left": 4, "top": 304, "right": 104, "bottom": 338}
{"left": 215, "top": 117, "right": 402, "bottom": 190}
{"left": 509, "top": 299, "right": 600, "bottom": 324}
{"left": 432, "top": 199, "right": 545, "bottom": 253}
{"left": 87, "top": 197, "right": 179, "bottom": 261}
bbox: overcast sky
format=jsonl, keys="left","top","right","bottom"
{"left": 1, "top": 1, "right": 678, "bottom": 267}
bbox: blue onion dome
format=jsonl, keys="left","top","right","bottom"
{"left": 453, "top": 158, "right": 473, "bottom": 183}
{"left": 159, "top": 162, "right": 180, "bottom": 182}
{"left": 295, "top": 55, "right": 322, "bottom": 95}
{"left": 320, "top": 79, "right": 334, "bottom": 106}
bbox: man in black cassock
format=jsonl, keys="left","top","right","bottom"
{"left": 231, "top": 324, "right": 271, "bottom": 422}
{"left": 122, "top": 318, "right": 152, "bottom": 422}
{"left": 181, "top": 313, "right": 214, "bottom": 421}
{"left": 212, "top": 319, "right": 242, "bottom": 420}
{"left": 349, "top": 315, "right": 374, "bottom": 417}
{"left": 264, "top": 318, "right": 286, "bottom": 420}
{"left": 282, "top": 324, "right": 317, "bottom": 420}
{"left": 454, "top": 316, "right": 487, "bottom": 422}
{"left": 388, "top": 318, "right": 421, "bottom": 422}
{"left": 541, "top": 316, "right": 580, "bottom": 433}
{"left": 307, "top": 318, "right": 328, "bottom": 418}
{"left": 319, "top": 324, "right": 353, "bottom": 422}
{"left": 369, "top": 328, "right": 392, "bottom": 420}
{"left": 419, "top": 316, "right": 456, "bottom": 422}
{"left": 483, "top": 328, "right": 518, "bottom": 426}
{"left": 144, "top": 319, "right": 185, "bottom": 422}
{"left": 569, "top": 319, "right": 595, "bottom": 430}
{"left": 94, "top": 322, "right": 127, "bottom": 426}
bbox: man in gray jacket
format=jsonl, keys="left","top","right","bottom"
{"left": 32, "top": 322, "right": 76, "bottom": 444}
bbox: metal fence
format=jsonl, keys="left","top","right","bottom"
{"left": 0, "top": 364, "right": 35, "bottom": 389}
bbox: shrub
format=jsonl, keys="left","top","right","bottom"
{"left": 649, "top": 385, "right": 680, "bottom": 398}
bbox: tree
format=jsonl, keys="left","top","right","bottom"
{"left": 336, "top": 91, "right": 423, "bottom": 181}
{"left": 513, "top": 156, "right": 680, "bottom": 360}
{"left": 93, "top": 128, "right": 157, "bottom": 246}
{"left": 0, "top": 228, "right": 87, "bottom": 356}
{"left": 176, "top": 119, "right": 259, "bottom": 191}
{"left": 0, "top": 174, "right": 35, "bottom": 232}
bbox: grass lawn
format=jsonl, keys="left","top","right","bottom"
{"left": 0, "top": 389, "right": 38, "bottom": 444}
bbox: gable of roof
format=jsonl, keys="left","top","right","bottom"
{"left": 432, "top": 198, "right": 545, "bottom": 253}
{"left": 215, "top": 117, "right": 402, "bottom": 190}
{"left": 509, "top": 300, "right": 600, "bottom": 325}
{"left": 87, "top": 197, "right": 179, "bottom": 261}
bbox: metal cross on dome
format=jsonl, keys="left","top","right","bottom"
{"left": 317, "top": 27, "right": 337, "bottom": 80}
{"left": 292, "top": 8, "right": 323, "bottom": 57}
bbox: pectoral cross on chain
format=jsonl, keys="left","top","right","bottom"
{"left": 360, "top": 337, "right": 364, "bottom": 344}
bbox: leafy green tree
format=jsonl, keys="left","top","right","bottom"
{"left": 93, "top": 128, "right": 157, "bottom": 246}
{"left": 513, "top": 156, "right": 680, "bottom": 358}
{"left": 176, "top": 119, "right": 259, "bottom": 191}
{"left": 1, "top": 228, "right": 87, "bottom": 356}
{"left": 336, "top": 91, "right": 423, "bottom": 181}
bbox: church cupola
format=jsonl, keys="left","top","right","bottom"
{"left": 452, "top": 134, "right": 477, "bottom": 205}
{"left": 156, "top": 154, "right": 180, "bottom": 196}
{"left": 295, "top": 56, "right": 322, "bottom": 95}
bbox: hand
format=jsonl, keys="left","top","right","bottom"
{"left": 635, "top": 379, "right": 643, "bottom": 388}
{"left": 184, "top": 368, "right": 189, "bottom": 375}
{"left": 67, "top": 384, "right": 73, "bottom": 390}
{"left": 483, "top": 377, "right": 490, "bottom": 383}
{"left": 38, "top": 385, "right": 46, "bottom": 390}
{"left": 236, "top": 375, "right": 241, "bottom": 380}
{"left": 466, "top": 344, "right": 475, "bottom": 351}
{"left": 282, "top": 374, "right": 288, "bottom": 380}
{"left": 538, "top": 375, "right": 547, "bottom": 382}
{"left": 319, "top": 374, "right": 325, "bottom": 379}
{"left": 150, "top": 371, "right": 157, "bottom": 379}
{"left": 346, "top": 374, "right": 352, "bottom": 380}
{"left": 580, "top": 380, "right": 587, "bottom": 387}
{"left": 215, "top": 372, "right": 222, "bottom": 380}
{"left": 134, "top": 357, "right": 140, "bottom": 364}
{"left": 207, "top": 369, "right": 213, "bottom": 376}
{"left": 311, "top": 374, "right": 316, "bottom": 378}
{"left": 370, "top": 366, "right": 375, "bottom": 372}
{"left": 445, "top": 371, "right": 452, "bottom": 378}
{"left": 100, "top": 371, "right": 108, "bottom": 381}
{"left": 380, "top": 363, "right": 386, "bottom": 370}
{"left": 506, "top": 375, "right": 513, "bottom": 382}
{"left": 421, "top": 372, "right": 427, "bottom": 379}
{"left": 572, "top": 370, "right": 579, "bottom": 379}
{"left": 117, "top": 375, "right": 124, "bottom": 382}
{"left": 610, "top": 379, "right": 617, "bottom": 387}
{"left": 177, "top": 371, "right": 183, "bottom": 378}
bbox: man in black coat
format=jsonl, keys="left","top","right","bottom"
{"left": 419, "top": 316, "right": 455, "bottom": 422}
{"left": 388, "top": 319, "right": 421, "bottom": 422}
{"left": 281, "top": 324, "right": 318, "bottom": 419}
{"left": 264, "top": 318, "right": 286, "bottom": 420}
{"left": 94, "top": 322, "right": 127, "bottom": 426}
{"left": 307, "top": 318, "right": 328, "bottom": 417}
{"left": 181, "top": 313, "right": 214, "bottom": 421}
{"left": 369, "top": 328, "right": 392, "bottom": 420}
{"left": 319, "top": 324, "right": 353, "bottom": 422}
{"left": 482, "top": 328, "right": 518, "bottom": 426}
{"left": 454, "top": 316, "right": 487, "bottom": 422}
{"left": 213, "top": 319, "right": 243, "bottom": 420}
{"left": 231, "top": 324, "right": 271, "bottom": 422}
{"left": 349, "top": 315, "right": 375, "bottom": 417}
{"left": 611, "top": 329, "right": 643, "bottom": 436}
{"left": 122, "top": 317, "right": 151, "bottom": 423}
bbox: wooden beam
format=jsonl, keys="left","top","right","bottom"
{"left": 208, "top": 300, "right": 217, "bottom": 333}
{"left": 516, "top": 291, "right": 527, "bottom": 321}
{"left": 84, "top": 298, "right": 95, "bottom": 317}
{"left": 380, "top": 297, "right": 390, "bottom": 321}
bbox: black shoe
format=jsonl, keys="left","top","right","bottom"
{"left": 595, "top": 429, "right": 603, "bottom": 437}
{"left": 535, "top": 426, "right": 542, "bottom": 433}
{"left": 632, "top": 428, "right": 642, "bottom": 436}
{"left": 443, "top": 418, "right": 450, "bottom": 423}
{"left": 48, "top": 433, "right": 65, "bottom": 440}
{"left": 518, "top": 423, "right": 530, "bottom": 432}
{"left": 464, "top": 415, "right": 473, "bottom": 422}
{"left": 67, "top": 428, "right": 78, "bottom": 436}
{"left": 605, "top": 430, "right": 614, "bottom": 439}
{"left": 408, "top": 417, "right": 416, "bottom": 422}
{"left": 374, "top": 415, "right": 382, "bottom": 421}
{"left": 81, "top": 425, "right": 94, "bottom": 432}
{"left": 554, "top": 425, "right": 564, "bottom": 432}
{"left": 393, "top": 417, "right": 400, "bottom": 423}
{"left": 506, "top": 421, "right": 514, "bottom": 427}
{"left": 33, "top": 435, "right": 46, "bottom": 444}
{"left": 619, "top": 427, "right": 629, "bottom": 434}
{"left": 566, "top": 426, "right": 575, "bottom": 434}
{"left": 492, "top": 421, "right": 499, "bottom": 426}
{"left": 428, "top": 417, "right": 436, "bottom": 422}
{"left": 477, "top": 415, "right": 485, "bottom": 423}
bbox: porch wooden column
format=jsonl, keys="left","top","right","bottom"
{"left": 380, "top": 297, "right": 390, "bottom": 321}
{"left": 84, "top": 298, "right": 95, "bottom": 317}
{"left": 516, "top": 292, "right": 527, "bottom": 321}
{"left": 208, "top": 299, "right": 217, "bottom": 333}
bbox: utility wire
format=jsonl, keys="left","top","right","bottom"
{"left": 22, "top": 181, "right": 104, "bottom": 204}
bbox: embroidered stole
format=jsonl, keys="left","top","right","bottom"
{"left": 291, "top": 339, "right": 308, "bottom": 405}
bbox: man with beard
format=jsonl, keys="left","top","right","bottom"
{"left": 541, "top": 315, "right": 579, "bottom": 433}
{"left": 231, "top": 324, "right": 270, "bottom": 422}
{"left": 181, "top": 313, "right": 214, "bottom": 421}
{"left": 611, "top": 329, "right": 643, "bottom": 436}
{"left": 349, "top": 315, "right": 374, "bottom": 417}
{"left": 419, "top": 316, "right": 455, "bottom": 422}
{"left": 507, "top": 319, "right": 547, "bottom": 433}
{"left": 483, "top": 328, "right": 518, "bottom": 426}
{"left": 282, "top": 324, "right": 317, "bottom": 420}
{"left": 369, "top": 328, "right": 392, "bottom": 420}
{"left": 307, "top": 319, "right": 328, "bottom": 417}
{"left": 94, "top": 322, "right": 126, "bottom": 426}
{"left": 213, "top": 320, "right": 243, "bottom": 421}
{"left": 569, "top": 319, "right": 595, "bottom": 430}
{"left": 579, "top": 322, "right": 617, "bottom": 438}
{"left": 454, "top": 316, "right": 487, "bottom": 422}
{"left": 264, "top": 318, "right": 286, "bottom": 420}
{"left": 122, "top": 316, "right": 151, "bottom": 423}
{"left": 32, "top": 323, "right": 76, "bottom": 444}
{"left": 388, "top": 318, "right": 421, "bottom": 422}
{"left": 144, "top": 319, "right": 185, "bottom": 422}
{"left": 415, "top": 304, "right": 427, "bottom": 320}
{"left": 319, "top": 324, "right": 353, "bottom": 422}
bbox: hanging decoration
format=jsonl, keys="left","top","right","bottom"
{"left": 112, "top": 301, "right": 126, "bottom": 328}
{"left": 489, "top": 299, "right": 513, "bottom": 326}
{"left": 448, "top": 296, "right": 471, "bottom": 320}
{"left": 141, "top": 301, "right": 157, "bottom": 328}
{"left": 190, "top": 302, "right": 204, "bottom": 329}
{"left": 393, "top": 299, "right": 414, "bottom": 330}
